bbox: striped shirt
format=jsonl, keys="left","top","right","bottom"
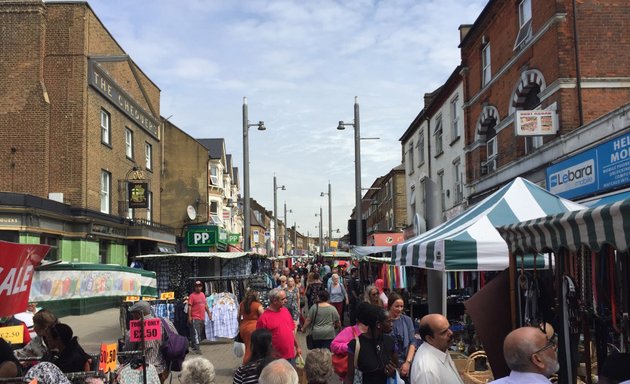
{"left": 232, "top": 359, "right": 264, "bottom": 384}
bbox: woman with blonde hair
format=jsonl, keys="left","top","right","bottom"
{"left": 238, "top": 290, "right": 264, "bottom": 363}
{"left": 364, "top": 285, "right": 384, "bottom": 307}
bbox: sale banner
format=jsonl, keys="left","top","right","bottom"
{"left": 0, "top": 241, "right": 50, "bottom": 317}
{"left": 129, "top": 318, "right": 162, "bottom": 342}
{"left": 99, "top": 342, "right": 118, "bottom": 372}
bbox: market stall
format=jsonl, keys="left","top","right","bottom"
{"left": 497, "top": 198, "right": 630, "bottom": 384}
{"left": 392, "top": 177, "right": 584, "bottom": 316}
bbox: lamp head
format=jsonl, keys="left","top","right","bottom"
{"left": 320, "top": 192, "right": 325, "bottom": 197}
{"left": 281, "top": 186, "right": 286, "bottom": 191}
{"left": 257, "top": 121, "right": 266, "bottom": 131}
{"left": 337, "top": 121, "right": 345, "bottom": 130}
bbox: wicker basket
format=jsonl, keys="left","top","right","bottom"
{"left": 461, "top": 351, "right": 494, "bottom": 384}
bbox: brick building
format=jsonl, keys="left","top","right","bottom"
{"left": 461, "top": 0, "right": 630, "bottom": 202}
{"left": 0, "top": 1, "right": 175, "bottom": 263}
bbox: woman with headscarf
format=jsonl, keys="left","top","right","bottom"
{"left": 23, "top": 362, "right": 70, "bottom": 384}
{"left": 345, "top": 303, "right": 397, "bottom": 384}
{"left": 374, "top": 279, "right": 388, "bottom": 308}
{"left": 238, "top": 290, "right": 265, "bottom": 364}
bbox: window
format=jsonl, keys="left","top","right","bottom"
{"left": 450, "top": 96, "right": 460, "bottom": 141}
{"left": 100, "top": 109, "right": 111, "bottom": 145}
{"left": 526, "top": 136, "right": 544, "bottom": 153}
{"left": 482, "top": 43, "right": 492, "bottom": 86}
{"left": 434, "top": 116, "right": 443, "bottom": 155}
{"left": 453, "top": 160, "right": 463, "bottom": 204}
{"left": 127, "top": 207, "right": 133, "bottom": 219}
{"left": 389, "top": 180, "right": 394, "bottom": 200}
{"left": 145, "top": 143, "right": 152, "bottom": 170}
{"left": 209, "top": 201, "right": 222, "bottom": 225}
{"left": 515, "top": 0, "right": 533, "bottom": 50}
{"left": 417, "top": 131, "right": 425, "bottom": 166}
{"left": 210, "top": 165, "right": 219, "bottom": 185}
{"left": 40, "top": 236, "right": 59, "bottom": 261}
{"left": 100, "top": 170, "right": 111, "bottom": 214}
{"left": 146, "top": 192, "right": 152, "bottom": 222}
{"left": 124, "top": 128, "right": 133, "bottom": 159}
{"left": 407, "top": 142, "right": 414, "bottom": 175}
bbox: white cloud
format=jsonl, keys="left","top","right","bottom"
{"left": 86, "top": 0, "right": 488, "bottom": 236}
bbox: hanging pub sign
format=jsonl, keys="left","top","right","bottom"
{"left": 128, "top": 182, "right": 149, "bottom": 208}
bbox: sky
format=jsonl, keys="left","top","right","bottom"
{"left": 85, "top": 0, "right": 488, "bottom": 239}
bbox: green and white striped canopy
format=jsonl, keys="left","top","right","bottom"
{"left": 392, "top": 177, "right": 585, "bottom": 271}
{"left": 497, "top": 198, "right": 630, "bottom": 254}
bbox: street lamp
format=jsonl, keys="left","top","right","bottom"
{"left": 273, "top": 175, "right": 285, "bottom": 257}
{"left": 243, "top": 97, "right": 266, "bottom": 252}
{"left": 337, "top": 96, "right": 362, "bottom": 246}
{"left": 320, "top": 182, "right": 332, "bottom": 252}
{"left": 283, "top": 202, "right": 292, "bottom": 256}
{"left": 315, "top": 208, "right": 323, "bottom": 253}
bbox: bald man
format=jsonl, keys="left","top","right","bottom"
{"left": 410, "top": 314, "right": 464, "bottom": 384}
{"left": 492, "top": 326, "right": 559, "bottom": 383}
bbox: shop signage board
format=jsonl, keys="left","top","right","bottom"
{"left": 128, "top": 181, "right": 149, "bottom": 209}
{"left": 228, "top": 233, "right": 240, "bottom": 244}
{"left": 546, "top": 131, "right": 630, "bottom": 199}
{"left": 0, "top": 325, "right": 23, "bottom": 344}
{"left": 160, "top": 291, "right": 174, "bottom": 300}
{"left": 515, "top": 110, "right": 558, "bottom": 136}
{"left": 186, "top": 226, "right": 218, "bottom": 248}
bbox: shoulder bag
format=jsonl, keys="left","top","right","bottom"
{"left": 306, "top": 304, "right": 319, "bottom": 350}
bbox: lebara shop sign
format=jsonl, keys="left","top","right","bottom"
{"left": 546, "top": 132, "right": 630, "bottom": 199}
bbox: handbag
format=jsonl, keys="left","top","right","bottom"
{"left": 306, "top": 304, "right": 319, "bottom": 350}
{"left": 233, "top": 340, "right": 245, "bottom": 358}
{"left": 353, "top": 334, "right": 362, "bottom": 384}
{"left": 332, "top": 327, "right": 359, "bottom": 378}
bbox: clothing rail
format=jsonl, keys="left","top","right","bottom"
{"left": 0, "top": 370, "right": 105, "bottom": 383}
{"left": 187, "top": 274, "right": 252, "bottom": 280}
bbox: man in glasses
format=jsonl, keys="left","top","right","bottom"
{"left": 493, "top": 326, "right": 559, "bottom": 383}
{"left": 257, "top": 288, "right": 302, "bottom": 365}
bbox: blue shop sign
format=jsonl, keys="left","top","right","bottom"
{"left": 546, "top": 131, "right": 630, "bottom": 199}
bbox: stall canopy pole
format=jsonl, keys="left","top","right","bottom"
{"left": 509, "top": 250, "right": 517, "bottom": 329}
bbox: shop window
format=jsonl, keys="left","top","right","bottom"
{"left": 40, "top": 235, "right": 59, "bottom": 261}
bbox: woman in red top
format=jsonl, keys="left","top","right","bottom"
{"left": 238, "top": 290, "right": 264, "bottom": 363}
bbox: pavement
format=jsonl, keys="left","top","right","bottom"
{"left": 61, "top": 307, "right": 310, "bottom": 384}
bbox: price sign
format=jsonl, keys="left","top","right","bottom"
{"left": 142, "top": 296, "right": 156, "bottom": 301}
{"left": 0, "top": 325, "right": 23, "bottom": 344}
{"left": 129, "top": 318, "right": 162, "bottom": 342}
{"left": 160, "top": 292, "right": 175, "bottom": 300}
{"left": 98, "top": 342, "right": 118, "bottom": 372}
{"left": 124, "top": 296, "right": 140, "bottom": 302}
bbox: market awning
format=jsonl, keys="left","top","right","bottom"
{"left": 497, "top": 198, "right": 630, "bottom": 254}
{"left": 136, "top": 252, "right": 260, "bottom": 259}
{"left": 320, "top": 251, "right": 353, "bottom": 258}
{"left": 580, "top": 188, "right": 630, "bottom": 208}
{"left": 361, "top": 256, "right": 392, "bottom": 263}
{"left": 351, "top": 246, "right": 392, "bottom": 258}
{"left": 392, "top": 177, "right": 585, "bottom": 271}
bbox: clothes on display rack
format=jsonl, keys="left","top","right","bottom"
{"left": 203, "top": 292, "right": 239, "bottom": 340}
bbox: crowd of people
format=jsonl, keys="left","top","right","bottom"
{"left": 2, "top": 260, "right": 630, "bottom": 383}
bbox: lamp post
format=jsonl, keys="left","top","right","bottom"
{"left": 243, "top": 97, "right": 266, "bottom": 252}
{"left": 273, "top": 175, "right": 285, "bottom": 257}
{"left": 337, "top": 96, "right": 362, "bottom": 246}
{"left": 315, "top": 208, "right": 323, "bottom": 253}
{"left": 283, "top": 202, "right": 292, "bottom": 256}
{"left": 320, "top": 182, "right": 332, "bottom": 252}
{"left": 293, "top": 222, "right": 298, "bottom": 255}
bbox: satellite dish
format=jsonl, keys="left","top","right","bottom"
{"left": 186, "top": 205, "right": 197, "bottom": 220}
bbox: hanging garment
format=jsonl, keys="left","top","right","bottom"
{"left": 212, "top": 292, "right": 239, "bottom": 338}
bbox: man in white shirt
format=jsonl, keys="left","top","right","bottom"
{"left": 410, "top": 313, "right": 464, "bottom": 384}
{"left": 492, "top": 326, "right": 559, "bottom": 383}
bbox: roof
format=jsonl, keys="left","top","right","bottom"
{"left": 197, "top": 138, "right": 226, "bottom": 160}
{"left": 498, "top": 198, "right": 630, "bottom": 254}
{"left": 392, "top": 177, "right": 585, "bottom": 271}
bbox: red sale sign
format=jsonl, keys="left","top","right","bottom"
{"left": 0, "top": 241, "right": 49, "bottom": 317}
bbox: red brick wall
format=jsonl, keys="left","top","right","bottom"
{"left": 0, "top": 0, "right": 50, "bottom": 196}
{"left": 462, "top": 0, "right": 630, "bottom": 182}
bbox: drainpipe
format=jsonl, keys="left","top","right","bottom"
{"left": 572, "top": 0, "right": 584, "bottom": 127}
